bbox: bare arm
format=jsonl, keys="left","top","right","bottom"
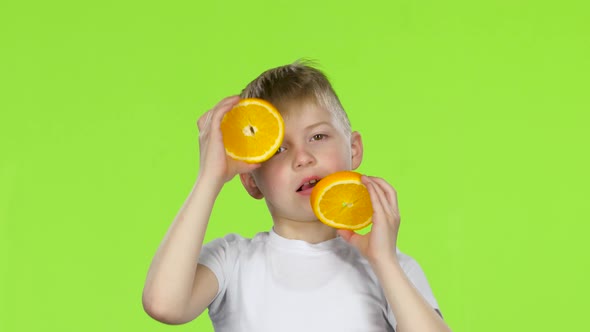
{"left": 338, "top": 176, "right": 451, "bottom": 332}
{"left": 142, "top": 96, "right": 260, "bottom": 324}
{"left": 373, "top": 258, "right": 449, "bottom": 332}
{"left": 142, "top": 177, "right": 223, "bottom": 324}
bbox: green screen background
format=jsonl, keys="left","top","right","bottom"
{"left": 1, "top": 0, "right": 589, "bottom": 331}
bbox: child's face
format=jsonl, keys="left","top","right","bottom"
{"left": 240, "top": 101, "right": 363, "bottom": 224}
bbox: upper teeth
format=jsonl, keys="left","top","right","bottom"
{"left": 307, "top": 179, "right": 319, "bottom": 185}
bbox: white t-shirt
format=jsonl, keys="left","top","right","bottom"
{"left": 199, "top": 229, "right": 439, "bottom": 332}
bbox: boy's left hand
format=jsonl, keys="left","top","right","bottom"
{"left": 337, "top": 175, "right": 401, "bottom": 267}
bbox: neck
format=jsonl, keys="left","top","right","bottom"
{"left": 272, "top": 219, "right": 338, "bottom": 244}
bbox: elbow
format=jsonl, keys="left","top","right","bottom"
{"left": 142, "top": 290, "right": 192, "bottom": 325}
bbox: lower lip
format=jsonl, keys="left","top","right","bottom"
{"left": 296, "top": 187, "right": 315, "bottom": 196}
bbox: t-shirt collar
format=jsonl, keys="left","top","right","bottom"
{"left": 269, "top": 227, "right": 346, "bottom": 252}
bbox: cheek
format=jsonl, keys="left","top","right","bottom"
{"left": 255, "top": 163, "right": 288, "bottom": 193}
{"left": 319, "top": 145, "right": 352, "bottom": 168}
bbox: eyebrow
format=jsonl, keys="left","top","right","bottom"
{"left": 304, "top": 121, "right": 333, "bottom": 131}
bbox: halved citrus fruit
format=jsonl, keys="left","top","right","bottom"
{"left": 220, "top": 98, "right": 284, "bottom": 163}
{"left": 310, "top": 171, "right": 373, "bottom": 230}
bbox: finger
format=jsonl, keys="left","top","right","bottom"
{"left": 210, "top": 96, "right": 241, "bottom": 126}
{"left": 369, "top": 177, "right": 391, "bottom": 213}
{"left": 368, "top": 177, "right": 399, "bottom": 216}
{"left": 201, "top": 98, "right": 240, "bottom": 141}
{"left": 197, "top": 96, "right": 240, "bottom": 131}
{"left": 368, "top": 179, "right": 401, "bottom": 230}
{"left": 197, "top": 110, "right": 213, "bottom": 132}
{"left": 362, "top": 176, "right": 390, "bottom": 220}
{"left": 214, "top": 95, "right": 241, "bottom": 110}
{"left": 369, "top": 177, "right": 397, "bottom": 204}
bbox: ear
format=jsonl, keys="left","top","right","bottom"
{"left": 239, "top": 173, "right": 264, "bottom": 199}
{"left": 350, "top": 131, "right": 363, "bottom": 170}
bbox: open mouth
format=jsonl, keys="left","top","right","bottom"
{"left": 296, "top": 178, "right": 321, "bottom": 192}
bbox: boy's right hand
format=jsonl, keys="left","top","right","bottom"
{"left": 196, "top": 96, "right": 261, "bottom": 185}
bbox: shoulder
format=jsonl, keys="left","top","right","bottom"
{"left": 395, "top": 249, "right": 431, "bottom": 280}
{"left": 395, "top": 248, "right": 440, "bottom": 308}
{"left": 202, "top": 231, "right": 271, "bottom": 253}
{"left": 199, "top": 231, "right": 271, "bottom": 284}
{"left": 396, "top": 249, "right": 421, "bottom": 271}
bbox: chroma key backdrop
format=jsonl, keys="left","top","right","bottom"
{"left": 1, "top": 1, "right": 589, "bottom": 331}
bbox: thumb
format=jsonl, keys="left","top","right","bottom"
{"left": 337, "top": 229, "right": 368, "bottom": 255}
{"left": 337, "top": 229, "right": 355, "bottom": 243}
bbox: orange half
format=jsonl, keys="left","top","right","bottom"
{"left": 310, "top": 171, "right": 373, "bottom": 230}
{"left": 220, "top": 98, "right": 284, "bottom": 163}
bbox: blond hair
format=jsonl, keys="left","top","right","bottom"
{"left": 240, "top": 60, "right": 351, "bottom": 136}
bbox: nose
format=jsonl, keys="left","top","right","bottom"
{"left": 292, "top": 146, "right": 316, "bottom": 169}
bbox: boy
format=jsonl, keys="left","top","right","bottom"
{"left": 142, "top": 61, "right": 451, "bottom": 332}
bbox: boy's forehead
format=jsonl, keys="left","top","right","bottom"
{"left": 279, "top": 101, "right": 334, "bottom": 126}
{"left": 273, "top": 97, "right": 351, "bottom": 137}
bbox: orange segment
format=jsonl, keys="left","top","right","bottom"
{"left": 220, "top": 98, "right": 284, "bottom": 163}
{"left": 310, "top": 171, "right": 373, "bottom": 230}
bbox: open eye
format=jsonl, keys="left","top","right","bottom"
{"left": 311, "top": 134, "right": 327, "bottom": 141}
{"left": 275, "top": 146, "right": 286, "bottom": 155}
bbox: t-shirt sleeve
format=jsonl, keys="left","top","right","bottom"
{"left": 386, "top": 252, "right": 441, "bottom": 327}
{"left": 400, "top": 257, "right": 439, "bottom": 310}
{"left": 198, "top": 233, "right": 242, "bottom": 314}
